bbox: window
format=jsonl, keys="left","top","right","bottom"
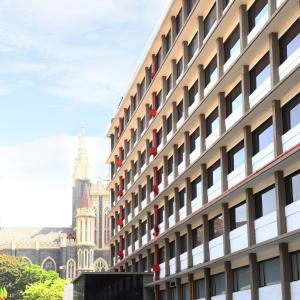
{"left": 132, "top": 94, "right": 137, "bottom": 111}
{"left": 210, "top": 273, "right": 225, "bottom": 296}
{"left": 250, "top": 53, "right": 270, "bottom": 93}
{"left": 167, "top": 74, "right": 172, "bottom": 94}
{"left": 207, "top": 160, "right": 221, "bottom": 188}
{"left": 188, "top": 32, "right": 199, "bottom": 61}
{"left": 233, "top": 266, "right": 250, "bottom": 292}
{"left": 170, "top": 287, "right": 177, "bottom": 300}
{"left": 158, "top": 206, "right": 164, "bottom": 224}
{"left": 133, "top": 193, "right": 138, "bottom": 208}
{"left": 225, "top": 82, "right": 242, "bottom": 117}
{"left": 169, "top": 198, "right": 174, "bottom": 216}
{"left": 142, "top": 185, "right": 146, "bottom": 200}
{"left": 133, "top": 227, "right": 138, "bottom": 242}
{"left": 140, "top": 78, "right": 146, "bottom": 98}
{"left": 259, "top": 257, "right": 280, "bottom": 287}
{"left": 179, "top": 188, "right": 186, "bottom": 208}
{"left": 224, "top": 25, "right": 240, "bottom": 63}
{"left": 156, "top": 48, "right": 162, "bottom": 70}
{"left": 176, "top": 9, "right": 183, "bottom": 36}
{"left": 177, "top": 100, "right": 184, "bottom": 120}
{"left": 132, "top": 129, "right": 137, "bottom": 145}
{"left": 157, "top": 128, "right": 162, "bottom": 146}
{"left": 209, "top": 215, "right": 223, "bottom": 240}
{"left": 192, "top": 225, "right": 203, "bottom": 248}
{"left": 252, "top": 118, "right": 273, "bottom": 154}
{"left": 177, "top": 57, "right": 183, "bottom": 79}
{"left": 189, "top": 80, "right": 199, "bottom": 106}
{"left": 205, "top": 55, "right": 217, "bottom": 87}
{"left": 282, "top": 93, "right": 300, "bottom": 133}
{"left": 204, "top": 3, "right": 216, "bottom": 38}
{"left": 223, "top": 0, "right": 230, "bottom": 10}
{"left": 187, "top": 0, "right": 197, "bottom": 15}
{"left": 167, "top": 156, "right": 173, "bottom": 175}
{"left": 195, "top": 279, "right": 205, "bottom": 299}
{"left": 182, "top": 283, "right": 190, "bottom": 300}
{"left": 166, "top": 30, "right": 171, "bottom": 53}
{"left": 230, "top": 201, "right": 247, "bottom": 230}
{"left": 160, "top": 290, "right": 167, "bottom": 300}
{"left": 133, "top": 161, "right": 137, "bottom": 176}
{"left": 170, "top": 240, "right": 175, "bottom": 259}
{"left": 285, "top": 170, "right": 300, "bottom": 205}
{"left": 180, "top": 234, "right": 187, "bottom": 254}
{"left": 178, "top": 144, "right": 184, "bottom": 164}
{"left": 291, "top": 251, "right": 300, "bottom": 281}
{"left": 142, "top": 256, "right": 147, "bottom": 272}
{"left": 228, "top": 141, "right": 244, "bottom": 173}
{"left": 141, "top": 221, "right": 147, "bottom": 236}
{"left": 255, "top": 185, "right": 276, "bottom": 218}
{"left": 279, "top": 19, "right": 300, "bottom": 64}
{"left": 167, "top": 113, "right": 172, "bottom": 134}
{"left": 190, "top": 127, "right": 200, "bottom": 153}
{"left": 140, "top": 116, "right": 145, "bottom": 133}
{"left": 158, "top": 247, "right": 165, "bottom": 264}
{"left": 127, "top": 232, "right": 132, "bottom": 246}
{"left": 125, "top": 106, "right": 130, "bottom": 124}
{"left": 206, "top": 108, "right": 219, "bottom": 137}
{"left": 248, "top": 0, "right": 268, "bottom": 32}
{"left": 191, "top": 176, "right": 201, "bottom": 200}
{"left": 141, "top": 150, "right": 146, "bottom": 167}
{"left": 157, "top": 90, "right": 162, "bottom": 109}
{"left": 157, "top": 167, "right": 163, "bottom": 185}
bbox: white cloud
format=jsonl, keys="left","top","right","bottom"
{"left": 0, "top": 135, "right": 108, "bottom": 227}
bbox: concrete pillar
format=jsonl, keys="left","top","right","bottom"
{"left": 172, "top": 59, "right": 177, "bottom": 88}
{"left": 174, "top": 188, "right": 180, "bottom": 223}
{"left": 173, "top": 144, "right": 179, "bottom": 178}
{"left": 269, "top": 33, "right": 280, "bottom": 87}
{"left": 198, "top": 16, "right": 204, "bottom": 49}
{"left": 225, "top": 261, "right": 233, "bottom": 300}
{"left": 165, "top": 238, "right": 170, "bottom": 276}
{"left": 279, "top": 243, "right": 291, "bottom": 300}
{"left": 171, "top": 16, "right": 177, "bottom": 44}
{"left": 222, "top": 203, "right": 230, "bottom": 255}
{"left": 244, "top": 126, "right": 253, "bottom": 176}
{"left": 184, "top": 131, "right": 191, "bottom": 167}
{"left": 275, "top": 171, "right": 287, "bottom": 235}
{"left": 239, "top": 5, "right": 248, "bottom": 51}
{"left": 163, "top": 156, "right": 168, "bottom": 189}
{"left": 218, "top": 92, "right": 226, "bottom": 135}
{"left": 162, "top": 76, "right": 167, "bottom": 104}
{"left": 242, "top": 65, "right": 250, "bottom": 114}
{"left": 198, "top": 65, "right": 205, "bottom": 101}
{"left": 200, "top": 114, "right": 206, "bottom": 154}
{"left": 183, "top": 86, "right": 189, "bottom": 120}
{"left": 172, "top": 102, "right": 178, "bottom": 134}
{"left": 216, "top": 0, "right": 224, "bottom": 21}
{"left": 183, "top": 41, "right": 189, "bottom": 72}
{"left": 272, "top": 100, "right": 283, "bottom": 156}
{"left": 249, "top": 253, "right": 259, "bottom": 300}
{"left": 246, "top": 189, "right": 255, "bottom": 246}
{"left": 217, "top": 37, "right": 224, "bottom": 78}
{"left": 187, "top": 224, "right": 193, "bottom": 268}
{"left": 220, "top": 146, "right": 228, "bottom": 192}
{"left": 164, "top": 196, "right": 169, "bottom": 230}
{"left": 201, "top": 164, "right": 208, "bottom": 206}
{"left": 203, "top": 214, "right": 210, "bottom": 262}
{"left": 186, "top": 177, "right": 192, "bottom": 215}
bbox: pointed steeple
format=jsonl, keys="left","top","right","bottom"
{"left": 80, "top": 183, "right": 90, "bottom": 208}
{"left": 72, "top": 125, "right": 90, "bottom": 184}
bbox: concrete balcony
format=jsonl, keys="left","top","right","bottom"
{"left": 209, "top": 235, "right": 224, "bottom": 260}
{"left": 282, "top": 123, "right": 300, "bottom": 152}
{"left": 207, "top": 180, "right": 222, "bottom": 202}
{"left": 249, "top": 76, "right": 271, "bottom": 108}
{"left": 252, "top": 142, "right": 274, "bottom": 172}
{"left": 279, "top": 44, "right": 300, "bottom": 81}
{"left": 255, "top": 211, "right": 278, "bottom": 243}
{"left": 285, "top": 200, "right": 300, "bottom": 232}
{"left": 229, "top": 224, "right": 248, "bottom": 253}
{"left": 247, "top": 6, "right": 268, "bottom": 44}
{"left": 192, "top": 244, "right": 204, "bottom": 266}
{"left": 227, "top": 164, "right": 245, "bottom": 189}
{"left": 258, "top": 283, "right": 282, "bottom": 300}
{"left": 225, "top": 100, "right": 242, "bottom": 130}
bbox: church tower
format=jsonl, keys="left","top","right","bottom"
{"left": 72, "top": 127, "right": 90, "bottom": 229}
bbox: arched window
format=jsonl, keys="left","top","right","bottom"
{"left": 93, "top": 257, "right": 109, "bottom": 272}
{"left": 85, "top": 219, "right": 88, "bottom": 242}
{"left": 78, "top": 249, "right": 82, "bottom": 268}
{"left": 22, "top": 257, "right": 32, "bottom": 266}
{"left": 90, "top": 249, "right": 94, "bottom": 266}
{"left": 41, "top": 257, "right": 56, "bottom": 272}
{"left": 83, "top": 249, "right": 89, "bottom": 268}
{"left": 66, "top": 259, "right": 76, "bottom": 279}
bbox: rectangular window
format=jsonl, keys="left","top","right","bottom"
{"left": 167, "top": 74, "right": 172, "bottom": 94}
{"left": 166, "top": 30, "right": 171, "bottom": 54}
{"left": 248, "top": 0, "right": 268, "bottom": 32}
{"left": 250, "top": 53, "right": 270, "bottom": 93}
{"left": 177, "top": 57, "right": 183, "bottom": 79}
{"left": 156, "top": 48, "right": 162, "bottom": 70}
{"left": 157, "top": 167, "right": 163, "bottom": 185}
{"left": 177, "top": 100, "right": 184, "bottom": 120}
{"left": 223, "top": 0, "right": 230, "bottom": 10}
{"left": 158, "top": 247, "right": 165, "bottom": 264}
{"left": 167, "top": 113, "right": 172, "bottom": 134}
{"left": 158, "top": 206, "right": 164, "bottom": 224}
{"left": 182, "top": 283, "right": 190, "bottom": 300}
{"left": 279, "top": 19, "right": 300, "bottom": 64}
{"left": 141, "top": 150, "right": 146, "bottom": 167}
{"left": 134, "top": 227, "right": 138, "bottom": 242}
{"left": 133, "top": 193, "right": 138, "bottom": 208}
{"left": 210, "top": 273, "right": 225, "bottom": 296}
{"left": 175, "top": 9, "right": 183, "bottom": 36}
{"left": 230, "top": 201, "right": 247, "bottom": 230}
{"left": 140, "top": 78, "right": 146, "bottom": 98}
{"left": 285, "top": 170, "right": 300, "bottom": 205}
{"left": 194, "top": 279, "right": 205, "bottom": 299}
{"left": 169, "top": 198, "right": 174, "bottom": 216}
{"left": 170, "top": 287, "right": 177, "bottom": 300}
{"left": 233, "top": 266, "right": 250, "bottom": 292}
{"left": 225, "top": 82, "right": 242, "bottom": 117}
{"left": 140, "top": 116, "right": 145, "bottom": 133}
{"left": 188, "top": 32, "right": 199, "bottom": 61}
{"left": 209, "top": 214, "right": 223, "bottom": 240}
{"left": 190, "top": 127, "right": 200, "bottom": 153}
{"left": 169, "top": 240, "right": 175, "bottom": 259}
{"left": 204, "top": 3, "right": 216, "bottom": 38}
{"left": 142, "top": 185, "right": 146, "bottom": 200}
{"left": 205, "top": 55, "right": 217, "bottom": 87}
{"left": 160, "top": 290, "right": 166, "bottom": 300}
{"left": 224, "top": 25, "right": 240, "bottom": 63}
{"left": 187, "top": 0, "right": 197, "bottom": 15}
{"left": 282, "top": 92, "right": 300, "bottom": 133}
{"left": 259, "top": 257, "right": 280, "bottom": 287}
{"left": 192, "top": 225, "right": 203, "bottom": 248}
{"left": 142, "top": 256, "right": 147, "bottom": 271}
{"left": 167, "top": 156, "right": 173, "bottom": 175}
{"left": 206, "top": 108, "right": 219, "bottom": 137}
{"left": 178, "top": 144, "right": 184, "bottom": 164}
{"left": 133, "top": 161, "right": 137, "bottom": 176}
{"left": 132, "top": 129, "right": 137, "bottom": 145}
{"left": 157, "top": 128, "right": 162, "bottom": 146}
{"left": 227, "top": 141, "right": 244, "bottom": 173}
{"left": 191, "top": 175, "right": 201, "bottom": 200}
{"left": 125, "top": 107, "right": 130, "bottom": 124}
{"left": 141, "top": 221, "right": 147, "bottom": 236}
{"left": 127, "top": 232, "right": 132, "bottom": 246}
{"left": 179, "top": 188, "right": 186, "bottom": 208}
{"left": 255, "top": 185, "right": 276, "bottom": 218}
{"left": 180, "top": 234, "right": 187, "bottom": 254}
{"left": 252, "top": 118, "right": 273, "bottom": 155}
{"left": 189, "top": 80, "right": 199, "bottom": 106}
{"left": 291, "top": 251, "right": 300, "bottom": 281}
{"left": 157, "top": 90, "right": 162, "bottom": 109}
{"left": 207, "top": 160, "right": 221, "bottom": 188}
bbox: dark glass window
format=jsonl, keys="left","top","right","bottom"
{"left": 192, "top": 225, "right": 203, "bottom": 248}
{"left": 206, "top": 108, "right": 219, "bottom": 137}
{"left": 177, "top": 100, "right": 184, "bottom": 120}
{"left": 175, "top": 9, "right": 183, "bottom": 36}
{"left": 179, "top": 188, "right": 186, "bottom": 208}
{"left": 160, "top": 290, "right": 166, "bottom": 300}
{"left": 180, "top": 234, "right": 187, "bottom": 254}
{"left": 190, "top": 127, "right": 200, "bottom": 153}
{"left": 252, "top": 118, "right": 273, "bottom": 155}
{"left": 248, "top": 0, "right": 268, "bottom": 32}
{"left": 187, "top": 0, "right": 197, "bottom": 15}
{"left": 207, "top": 160, "right": 221, "bottom": 188}
{"left": 167, "top": 114, "right": 172, "bottom": 134}
{"left": 259, "top": 257, "right": 280, "bottom": 286}
{"left": 158, "top": 206, "right": 164, "bottom": 224}
{"left": 158, "top": 247, "right": 165, "bottom": 264}
{"left": 209, "top": 215, "right": 223, "bottom": 240}
{"left": 167, "top": 74, "right": 172, "bottom": 94}
{"left": 140, "top": 78, "right": 146, "bottom": 98}
{"left": 140, "top": 116, "right": 145, "bottom": 133}
{"left": 157, "top": 167, "right": 163, "bottom": 185}
{"left": 188, "top": 32, "right": 199, "bottom": 61}
{"left": 228, "top": 141, "right": 244, "bottom": 173}
{"left": 250, "top": 53, "right": 270, "bottom": 93}
{"left": 157, "top": 128, "right": 162, "bottom": 146}
{"left": 189, "top": 80, "right": 199, "bottom": 106}
{"left": 204, "top": 4, "right": 217, "bottom": 38}
{"left": 127, "top": 232, "right": 132, "bottom": 246}
{"left": 134, "top": 227, "right": 138, "bottom": 241}
{"left": 182, "top": 283, "right": 190, "bottom": 300}
{"left": 142, "top": 257, "right": 147, "bottom": 271}
{"left": 167, "top": 156, "right": 173, "bottom": 175}
{"left": 279, "top": 19, "right": 300, "bottom": 64}
{"left": 233, "top": 266, "right": 250, "bottom": 292}
{"left": 178, "top": 144, "right": 184, "bottom": 164}
{"left": 133, "top": 161, "right": 137, "bottom": 176}
{"left": 224, "top": 25, "right": 240, "bottom": 63}
{"left": 223, "top": 0, "right": 230, "bottom": 9}
{"left": 177, "top": 57, "right": 183, "bottom": 79}
{"left": 156, "top": 48, "right": 162, "bottom": 70}
{"left": 291, "top": 251, "right": 300, "bottom": 281}
{"left": 195, "top": 279, "right": 205, "bottom": 299}
{"left": 282, "top": 93, "right": 300, "bottom": 134}
{"left": 255, "top": 185, "right": 276, "bottom": 218}
{"left": 230, "top": 201, "right": 247, "bottom": 230}
{"left": 125, "top": 107, "right": 130, "bottom": 124}
{"left": 157, "top": 90, "right": 162, "bottom": 109}
{"left": 170, "top": 287, "right": 177, "bottom": 300}
{"left": 191, "top": 176, "right": 201, "bottom": 200}
{"left": 225, "top": 82, "right": 242, "bottom": 117}
{"left": 141, "top": 150, "right": 146, "bottom": 167}
{"left": 141, "top": 221, "right": 147, "bottom": 236}
{"left": 169, "top": 198, "right": 174, "bottom": 216}
{"left": 133, "top": 193, "right": 138, "bottom": 208}
{"left": 166, "top": 30, "right": 171, "bottom": 54}
{"left": 285, "top": 170, "right": 300, "bottom": 205}
{"left": 132, "top": 94, "right": 137, "bottom": 111}
{"left": 150, "top": 214, "right": 154, "bottom": 229}
{"left": 210, "top": 273, "right": 225, "bottom": 296}
{"left": 142, "top": 185, "right": 146, "bottom": 200}
{"left": 132, "top": 129, "right": 137, "bottom": 144}
{"left": 205, "top": 55, "right": 217, "bottom": 87}
{"left": 170, "top": 240, "right": 175, "bottom": 258}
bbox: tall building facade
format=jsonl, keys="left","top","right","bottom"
{"left": 107, "top": 0, "right": 300, "bottom": 299}
{"left": 0, "top": 130, "right": 110, "bottom": 279}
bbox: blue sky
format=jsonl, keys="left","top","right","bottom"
{"left": 0, "top": 0, "right": 171, "bottom": 227}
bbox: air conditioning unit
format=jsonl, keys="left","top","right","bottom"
{"left": 169, "top": 281, "right": 176, "bottom": 288}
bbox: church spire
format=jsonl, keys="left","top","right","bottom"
{"left": 72, "top": 126, "right": 90, "bottom": 184}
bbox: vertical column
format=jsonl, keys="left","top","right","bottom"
{"left": 130, "top": 128, "right": 135, "bottom": 150}
{"left": 146, "top": 175, "right": 151, "bottom": 204}
{"left": 200, "top": 114, "right": 206, "bottom": 154}
{"left": 184, "top": 131, "right": 191, "bottom": 167}
{"left": 145, "top": 104, "right": 150, "bottom": 127}
{"left": 218, "top": 92, "right": 226, "bottom": 135}
{"left": 187, "top": 224, "right": 193, "bottom": 269}
{"left": 242, "top": 65, "right": 250, "bottom": 113}
{"left": 147, "top": 248, "right": 152, "bottom": 272}
{"left": 175, "top": 232, "right": 181, "bottom": 273}
{"left": 146, "top": 139, "right": 150, "bottom": 165}
{"left": 137, "top": 151, "right": 142, "bottom": 176}
{"left": 186, "top": 177, "right": 192, "bottom": 215}
{"left": 137, "top": 117, "right": 142, "bottom": 139}
{"left": 279, "top": 243, "right": 291, "bottom": 300}
{"left": 244, "top": 126, "right": 253, "bottom": 176}
{"left": 172, "top": 59, "right": 177, "bottom": 88}
{"left": 131, "top": 193, "right": 135, "bottom": 218}
{"left": 222, "top": 203, "right": 230, "bottom": 255}
{"left": 249, "top": 253, "right": 259, "bottom": 300}
{"left": 269, "top": 33, "right": 280, "bottom": 87}
{"left": 204, "top": 268, "right": 210, "bottom": 300}
{"left": 125, "top": 231, "right": 129, "bottom": 257}
{"left": 114, "top": 127, "right": 118, "bottom": 146}
{"left": 172, "top": 102, "right": 178, "bottom": 134}
{"left": 176, "top": 278, "right": 182, "bottom": 300}
{"left": 272, "top": 100, "right": 283, "bottom": 156}
{"left": 161, "top": 34, "right": 167, "bottom": 60}
{"left": 164, "top": 196, "right": 169, "bottom": 230}
{"left": 198, "top": 17, "right": 204, "bottom": 49}
{"left": 163, "top": 156, "right": 168, "bottom": 189}
{"left": 173, "top": 144, "right": 179, "bottom": 178}
{"left": 137, "top": 83, "right": 141, "bottom": 102}
{"left": 188, "top": 274, "right": 194, "bottom": 300}
{"left": 162, "top": 116, "right": 167, "bottom": 146}
{"left": 138, "top": 185, "right": 142, "bottom": 212}
{"left": 268, "top": 0, "right": 277, "bottom": 16}
{"left": 201, "top": 164, "right": 208, "bottom": 206}
{"left": 183, "top": 86, "right": 189, "bottom": 120}
{"left": 220, "top": 146, "right": 228, "bottom": 192}
{"left": 132, "top": 258, "right": 137, "bottom": 272}
{"left": 130, "top": 96, "right": 135, "bottom": 117}
{"left": 198, "top": 65, "right": 205, "bottom": 101}
{"left": 275, "top": 171, "right": 287, "bottom": 235}
{"left": 225, "top": 261, "right": 233, "bottom": 300}
{"left": 138, "top": 219, "right": 143, "bottom": 248}
{"left": 174, "top": 188, "right": 180, "bottom": 223}
{"left": 145, "top": 67, "right": 151, "bottom": 88}
{"left": 165, "top": 238, "right": 170, "bottom": 276}
{"left": 162, "top": 76, "right": 167, "bottom": 104}
{"left": 239, "top": 5, "right": 248, "bottom": 51}
{"left": 182, "top": 0, "right": 188, "bottom": 22}
{"left": 217, "top": 38, "right": 224, "bottom": 79}
{"left": 110, "top": 244, "right": 114, "bottom": 267}
{"left": 183, "top": 41, "right": 189, "bottom": 72}
{"left": 203, "top": 214, "right": 210, "bottom": 262}
{"left": 246, "top": 188, "right": 256, "bottom": 246}
{"left": 171, "top": 16, "right": 177, "bottom": 44}
{"left": 216, "top": 0, "right": 224, "bottom": 21}
{"left": 147, "top": 212, "right": 151, "bottom": 242}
